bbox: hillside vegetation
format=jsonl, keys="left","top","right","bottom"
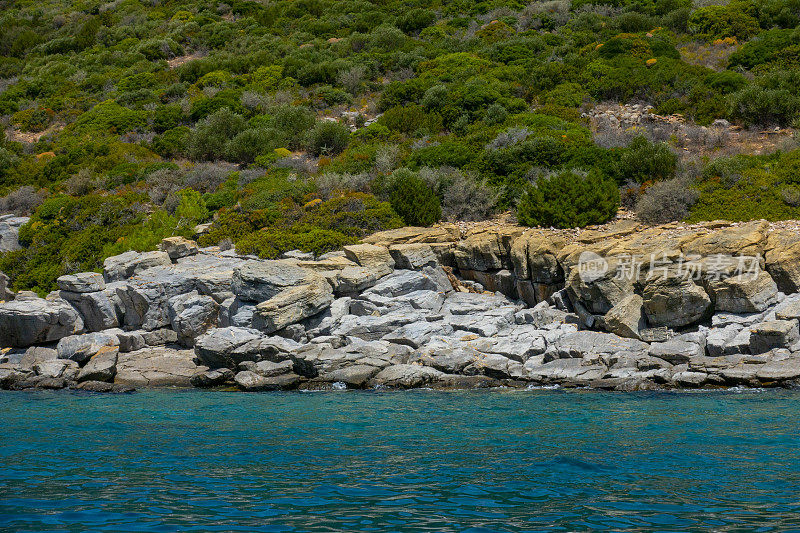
{"left": 2, "top": 0, "right": 800, "bottom": 292}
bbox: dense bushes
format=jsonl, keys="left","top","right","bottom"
{"left": 2, "top": 0, "right": 800, "bottom": 292}
{"left": 516, "top": 171, "right": 620, "bottom": 229}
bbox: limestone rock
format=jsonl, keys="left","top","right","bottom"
{"left": 0, "top": 296, "right": 84, "bottom": 347}
{"left": 343, "top": 244, "right": 395, "bottom": 272}
{"left": 604, "top": 294, "right": 647, "bottom": 340}
{"left": 57, "top": 331, "right": 120, "bottom": 364}
{"left": 234, "top": 370, "right": 302, "bottom": 391}
{"left": 33, "top": 359, "right": 79, "bottom": 380}
{"left": 0, "top": 271, "right": 13, "bottom": 301}
{"left": 232, "top": 260, "right": 318, "bottom": 303}
{"left": 388, "top": 244, "right": 437, "bottom": 269}
{"left": 190, "top": 368, "right": 235, "bottom": 387}
{"left": 57, "top": 272, "right": 105, "bottom": 293}
{"left": 706, "top": 271, "right": 778, "bottom": 313}
{"left": 0, "top": 215, "right": 28, "bottom": 252}
{"left": 253, "top": 277, "right": 333, "bottom": 334}
{"left": 103, "top": 250, "right": 172, "bottom": 282}
{"left": 648, "top": 339, "right": 704, "bottom": 364}
{"left": 749, "top": 320, "right": 800, "bottom": 354}
{"left": 77, "top": 345, "right": 119, "bottom": 382}
{"left": 60, "top": 283, "right": 123, "bottom": 332}
{"left": 642, "top": 274, "right": 711, "bottom": 328}
{"left": 114, "top": 347, "right": 208, "bottom": 387}
{"left": 368, "top": 364, "right": 446, "bottom": 388}
{"left": 159, "top": 236, "right": 199, "bottom": 260}
{"left": 167, "top": 292, "right": 220, "bottom": 345}
{"left": 194, "top": 327, "right": 297, "bottom": 369}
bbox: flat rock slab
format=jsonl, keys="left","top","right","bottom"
{"left": 114, "top": 347, "right": 208, "bottom": 387}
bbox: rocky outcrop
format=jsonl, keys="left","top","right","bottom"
{"left": 0, "top": 294, "right": 83, "bottom": 347}
{"left": 0, "top": 215, "right": 29, "bottom": 252}
{"left": 5, "top": 222, "right": 800, "bottom": 392}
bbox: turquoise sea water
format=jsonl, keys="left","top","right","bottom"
{"left": 2, "top": 389, "right": 800, "bottom": 532}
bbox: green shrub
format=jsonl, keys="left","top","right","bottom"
{"left": 304, "top": 121, "right": 350, "bottom": 156}
{"left": 516, "top": 170, "right": 619, "bottom": 228}
{"left": 384, "top": 169, "right": 441, "bottom": 226}
{"left": 187, "top": 108, "right": 247, "bottom": 161}
{"left": 617, "top": 136, "right": 677, "bottom": 184}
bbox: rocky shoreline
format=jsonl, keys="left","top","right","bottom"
{"left": 3, "top": 219, "right": 800, "bottom": 393}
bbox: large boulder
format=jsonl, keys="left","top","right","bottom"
{"left": 194, "top": 327, "right": 298, "bottom": 369}
{"left": 159, "top": 236, "right": 199, "bottom": 260}
{"left": 167, "top": 292, "right": 220, "bottom": 345}
{"left": 0, "top": 271, "right": 13, "bottom": 301}
{"left": 103, "top": 250, "right": 172, "bottom": 282}
{"left": 57, "top": 331, "right": 120, "bottom": 364}
{"left": 388, "top": 244, "right": 437, "bottom": 270}
{"left": 368, "top": 364, "right": 446, "bottom": 388}
{"left": 232, "top": 260, "right": 318, "bottom": 303}
{"left": 343, "top": 244, "right": 395, "bottom": 273}
{"left": 114, "top": 347, "right": 208, "bottom": 387}
{"left": 253, "top": 277, "right": 333, "bottom": 334}
{"left": 0, "top": 215, "right": 29, "bottom": 252}
{"left": 765, "top": 229, "right": 800, "bottom": 293}
{"left": 565, "top": 256, "right": 635, "bottom": 314}
{"left": 642, "top": 274, "right": 711, "bottom": 328}
{"left": 234, "top": 370, "right": 302, "bottom": 391}
{"left": 604, "top": 294, "right": 647, "bottom": 340}
{"left": 552, "top": 331, "right": 648, "bottom": 359}
{"left": 0, "top": 295, "right": 84, "bottom": 347}
{"left": 749, "top": 320, "right": 800, "bottom": 354}
{"left": 706, "top": 271, "right": 778, "bottom": 313}
{"left": 77, "top": 345, "right": 119, "bottom": 382}
{"left": 56, "top": 272, "right": 105, "bottom": 293}
{"left": 59, "top": 283, "right": 123, "bottom": 332}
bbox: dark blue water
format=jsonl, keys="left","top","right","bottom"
{"left": 2, "top": 389, "right": 800, "bottom": 532}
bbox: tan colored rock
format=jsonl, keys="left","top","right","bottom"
{"left": 765, "top": 229, "right": 800, "bottom": 293}
{"left": 604, "top": 294, "right": 647, "bottom": 340}
{"left": 682, "top": 220, "right": 769, "bottom": 258}
{"left": 343, "top": 244, "right": 395, "bottom": 273}
{"left": 642, "top": 274, "right": 711, "bottom": 328}
{"left": 361, "top": 225, "right": 460, "bottom": 246}
{"left": 159, "top": 236, "right": 199, "bottom": 260}
{"left": 565, "top": 256, "right": 635, "bottom": 314}
{"left": 706, "top": 271, "right": 778, "bottom": 313}
{"left": 454, "top": 227, "right": 522, "bottom": 272}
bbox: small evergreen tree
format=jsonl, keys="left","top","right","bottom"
{"left": 517, "top": 170, "right": 619, "bottom": 228}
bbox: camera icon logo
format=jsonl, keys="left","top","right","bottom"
{"left": 577, "top": 251, "right": 609, "bottom": 282}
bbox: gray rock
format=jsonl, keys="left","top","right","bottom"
{"left": 552, "top": 331, "right": 648, "bottom": 359}
{"left": 0, "top": 215, "right": 28, "bottom": 252}
{"left": 60, "top": 284, "right": 123, "bottom": 331}
{"left": 57, "top": 331, "right": 120, "bottom": 364}
{"left": 673, "top": 370, "right": 708, "bottom": 387}
{"left": 604, "top": 294, "right": 647, "bottom": 340}
{"left": 648, "top": 339, "right": 704, "bottom": 364}
{"left": 33, "top": 359, "right": 79, "bottom": 380}
{"left": 382, "top": 321, "right": 453, "bottom": 349}
{"left": 234, "top": 370, "right": 302, "bottom": 391}
{"left": 0, "top": 296, "right": 84, "bottom": 347}
{"left": 103, "top": 250, "right": 172, "bottom": 282}
{"left": 317, "top": 364, "right": 381, "bottom": 387}
{"left": 167, "top": 292, "right": 220, "bottom": 345}
{"left": 638, "top": 327, "right": 673, "bottom": 343}
{"left": 775, "top": 299, "right": 800, "bottom": 321}
{"left": 17, "top": 346, "right": 58, "bottom": 370}
{"left": 441, "top": 292, "right": 515, "bottom": 315}
{"left": 368, "top": 364, "right": 446, "bottom": 388}
{"left": 706, "top": 325, "right": 741, "bottom": 357}
{"left": 0, "top": 271, "right": 13, "bottom": 301}
{"left": 470, "top": 328, "right": 546, "bottom": 362}
{"left": 194, "top": 327, "right": 298, "bottom": 369}
{"left": 252, "top": 359, "right": 295, "bottom": 377}
{"left": 253, "top": 277, "right": 333, "bottom": 334}
{"left": 114, "top": 347, "right": 208, "bottom": 387}
{"left": 332, "top": 311, "right": 428, "bottom": 341}
{"left": 77, "top": 346, "right": 119, "bottom": 382}
{"left": 707, "top": 271, "right": 779, "bottom": 313}
{"left": 282, "top": 249, "right": 315, "bottom": 260}
{"left": 448, "top": 311, "right": 513, "bottom": 337}
{"left": 388, "top": 244, "right": 437, "bottom": 269}
{"left": 642, "top": 274, "right": 711, "bottom": 328}
{"left": 190, "top": 368, "right": 235, "bottom": 387}
{"left": 362, "top": 270, "right": 440, "bottom": 299}
{"left": 749, "top": 320, "right": 800, "bottom": 354}
{"left": 525, "top": 358, "right": 606, "bottom": 383}
{"left": 724, "top": 328, "right": 752, "bottom": 355}
{"left": 219, "top": 297, "right": 256, "bottom": 329}
{"left": 75, "top": 380, "right": 135, "bottom": 393}
{"left": 334, "top": 265, "right": 392, "bottom": 295}
{"left": 232, "top": 260, "right": 318, "bottom": 303}
{"left": 57, "top": 272, "right": 105, "bottom": 293}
